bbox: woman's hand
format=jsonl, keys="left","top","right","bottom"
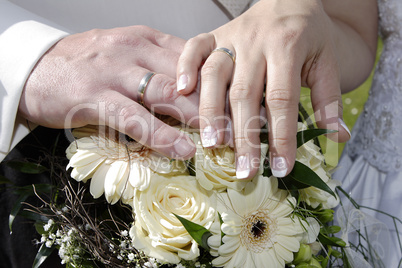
{"left": 176, "top": 0, "right": 377, "bottom": 179}
{"left": 19, "top": 26, "right": 198, "bottom": 160}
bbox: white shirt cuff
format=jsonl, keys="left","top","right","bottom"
{"left": 0, "top": 1, "right": 69, "bottom": 161}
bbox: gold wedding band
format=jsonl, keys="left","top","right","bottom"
{"left": 138, "top": 72, "right": 156, "bottom": 105}
{"left": 211, "top": 47, "right": 236, "bottom": 63}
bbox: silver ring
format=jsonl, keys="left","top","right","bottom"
{"left": 211, "top": 47, "right": 236, "bottom": 63}
{"left": 138, "top": 72, "right": 156, "bottom": 105}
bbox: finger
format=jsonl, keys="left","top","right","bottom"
{"left": 266, "top": 55, "right": 301, "bottom": 178}
{"left": 176, "top": 33, "right": 215, "bottom": 94}
{"left": 139, "top": 25, "right": 186, "bottom": 54}
{"left": 222, "top": 105, "right": 266, "bottom": 149}
{"left": 143, "top": 72, "right": 200, "bottom": 128}
{"left": 229, "top": 53, "right": 266, "bottom": 180}
{"left": 125, "top": 25, "right": 186, "bottom": 54}
{"left": 133, "top": 44, "right": 182, "bottom": 78}
{"left": 223, "top": 118, "right": 234, "bottom": 148}
{"left": 120, "top": 69, "right": 200, "bottom": 128}
{"left": 223, "top": 94, "right": 233, "bottom": 148}
{"left": 309, "top": 47, "right": 351, "bottom": 143}
{"left": 92, "top": 90, "right": 196, "bottom": 160}
{"left": 199, "top": 46, "right": 235, "bottom": 148}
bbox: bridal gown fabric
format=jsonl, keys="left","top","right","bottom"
{"left": 333, "top": 0, "right": 402, "bottom": 266}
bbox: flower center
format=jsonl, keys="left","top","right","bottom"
{"left": 240, "top": 210, "right": 277, "bottom": 253}
{"left": 93, "top": 134, "right": 150, "bottom": 161}
{"left": 251, "top": 220, "right": 266, "bottom": 238}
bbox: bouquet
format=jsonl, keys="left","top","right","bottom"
{"left": 8, "top": 113, "right": 398, "bottom": 268}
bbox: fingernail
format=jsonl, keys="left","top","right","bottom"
{"left": 201, "top": 126, "right": 218, "bottom": 148}
{"left": 174, "top": 138, "right": 195, "bottom": 158}
{"left": 236, "top": 155, "right": 250, "bottom": 179}
{"left": 177, "top": 74, "right": 188, "bottom": 92}
{"left": 271, "top": 156, "right": 288, "bottom": 178}
{"left": 339, "top": 118, "right": 351, "bottom": 138}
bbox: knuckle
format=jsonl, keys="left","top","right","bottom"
{"left": 199, "top": 102, "right": 221, "bottom": 118}
{"left": 185, "top": 36, "right": 201, "bottom": 48}
{"left": 270, "top": 135, "right": 291, "bottom": 150}
{"left": 151, "top": 123, "right": 178, "bottom": 149}
{"left": 156, "top": 32, "right": 175, "bottom": 46}
{"left": 159, "top": 79, "right": 179, "bottom": 103}
{"left": 103, "top": 31, "right": 148, "bottom": 50}
{"left": 314, "top": 94, "right": 342, "bottom": 110}
{"left": 86, "top": 29, "right": 102, "bottom": 42}
{"left": 133, "top": 25, "right": 153, "bottom": 33}
{"left": 234, "top": 135, "right": 259, "bottom": 149}
{"left": 118, "top": 106, "right": 142, "bottom": 131}
{"left": 229, "top": 81, "right": 259, "bottom": 103}
{"left": 272, "top": 17, "right": 306, "bottom": 49}
{"left": 234, "top": 135, "right": 249, "bottom": 147}
{"left": 266, "top": 88, "right": 298, "bottom": 109}
{"left": 186, "top": 33, "right": 213, "bottom": 48}
{"left": 200, "top": 61, "right": 220, "bottom": 78}
{"left": 152, "top": 123, "right": 170, "bottom": 141}
{"left": 118, "top": 105, "right": 136, "bottom": 123}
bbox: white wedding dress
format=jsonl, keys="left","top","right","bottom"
{"left": 333, "top": 0, "right": 402, "bottom": 266}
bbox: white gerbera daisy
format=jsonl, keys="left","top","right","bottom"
{"left": 66, "top": 126, "right": 187, "bottom": 204}
{"left": 209, "top": 175, "right": 304, "bottom": 268}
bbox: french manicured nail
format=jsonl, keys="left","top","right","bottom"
{"left": 201, "top": 126, "right": 217, "bottom": 148}
{"left": 177, "top": 74, "right": 188, "bottom": 92}
{"left": 174, "top": 138, "right": 195, "bottom": 158}
{"left": 236, "top": 155, "right": 250, "bottom": 179}
{"left": 271, "top": 156, "right": 288, "bottom": 178}
{"left": 339, "top": 118, "right": 351, "bottom": 138}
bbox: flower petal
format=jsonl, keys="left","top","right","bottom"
{"left": 273, "top": 243, "right": 294, "bottom": 263}
{"left": 219, "top": 235, "right": 240, "bottom": 256}
{"left": 276, "top": 235, "right": 300, "bottom": 253}
{"left": 104, "top": 161, "right": 129, "bottom": 200}
{"left": 89, "top": 163, "right": 110, "bottom": 198}
{"left": 70, "top": 156, "right": 105, "bottom": 182}
{"left": 69, "top": 150, "right": 100, "bottom": 167}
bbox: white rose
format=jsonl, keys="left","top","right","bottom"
{"left": 130, "top": 174, "right": 216, "bottom": 264}
{"left": 296, "top": 123, "right": 341, "bottom": 209}
{"left": 192, "top": 133, "right": 268, "bottom": 191}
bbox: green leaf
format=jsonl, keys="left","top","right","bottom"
{"left": 9, "top": 193, "right": 30, "bottom": 234}
{"left": 32, "top": 244, "right": 55, "bottom": 268}
{"left": 5, "top": 161, "right": 48, "bottom": 174}
{"left": 331, "top": 249, "right": 343, "bottom": 258}
{"left": 9, "top": 184, "right": 54, "bottom": 233}
{"left": 0, "top": 175, "right": 12, "bottom": 185}
{"left": 318, "top": 233, "right": 346, "bottom": 247}
{"left": 278, "top": 175, "right": 310, "bottom": 191}
{"left": 14, "top": 184, "right": 54, "bottom": 195}
{"left": 321, "top": 225, "right": 341, "bottom": 235}
{"left": 19, "top": 210, "right": 49, "bottom": 223}
{"left": 174, "top": 214, "right": 212, "bottom": 250}
{"left": 297, "top": 129, "right": 337, "bottom": 148}
{"left": 278, "top": 161, "right": 336, "bottom": 198}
